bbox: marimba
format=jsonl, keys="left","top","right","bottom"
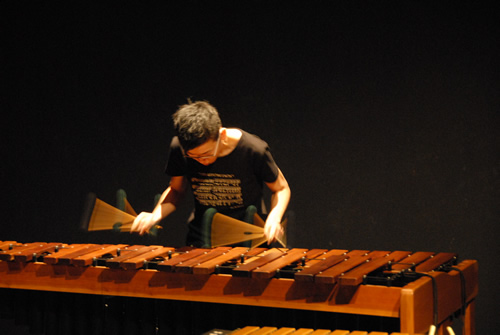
{"left": 208, "top": 326, "right": 426, "bottom": 334}
{"left": 0, "top": 241, "right": 478, "bottom": 335}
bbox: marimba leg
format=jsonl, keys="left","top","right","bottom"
{"left": 436, "top": 318, "right": 453, "bottom": 335}
{"left": 462, "top": 300, "right": 476, "bottom": 335}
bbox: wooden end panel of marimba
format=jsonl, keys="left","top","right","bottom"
{"left": 399, "top": 259, "right": 478, "bottom": 334}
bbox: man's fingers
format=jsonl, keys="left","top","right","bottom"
{"left": 131, "top": 213, "right": 144, "bottom": 232}
{"left": 265, "top": 223, "right": 283, "bottom": 244}
{"left": 131, "top": 212, "right": 153, "bottom": 235}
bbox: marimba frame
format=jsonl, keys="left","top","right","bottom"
{"left": 0, "top": 243, "right": 478, "bottom": 335}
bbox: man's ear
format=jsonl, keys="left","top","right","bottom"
{"left": 220, "top": 128, "right": 227, "bottom": 141}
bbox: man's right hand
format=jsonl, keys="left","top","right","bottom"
{"left": 131, "top": 212, "right": 160, "bottom": 235}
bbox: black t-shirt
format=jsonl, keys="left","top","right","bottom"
{"left": 165, "top": 130, "right": 279, "bottom": 246}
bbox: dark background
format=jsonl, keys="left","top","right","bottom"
{"left": 2, "top": 1, "right": 498, "bottom": 334}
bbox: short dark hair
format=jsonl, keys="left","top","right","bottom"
{"left": 172, "top": 101, "right": 222, "bottom": 152}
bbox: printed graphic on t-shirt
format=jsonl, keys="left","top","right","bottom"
{"left": 191, "top": 172, "right": 244, "bottom": 209}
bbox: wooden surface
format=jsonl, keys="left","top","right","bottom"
{"left": 0, "top": 242, "right": 478, "bottom": 335}
{"left": 229, "top": 326, "right": 425, "bottom": 335}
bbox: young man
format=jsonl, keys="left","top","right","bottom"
{"left": 131, "top": 101, "right": 290, "bottom": 247}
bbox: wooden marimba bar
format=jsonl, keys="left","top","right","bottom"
{"left": 218, "top": 326, "right": 426, "bottom": 334}
{"left": 0, "top": 241, "right": 478, "bottom": 335}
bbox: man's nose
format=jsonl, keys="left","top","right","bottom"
{"left": 198, "top": 158, "right": 211, "bottom": 165}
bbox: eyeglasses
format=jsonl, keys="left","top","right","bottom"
{"left": 182, "top": 134, "right": 220, "bottom": 160}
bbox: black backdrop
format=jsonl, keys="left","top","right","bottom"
{"left": 2, "top": 1, "right": 499, "bottom": 334}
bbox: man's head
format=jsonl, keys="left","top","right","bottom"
{"left": 172, "top": 101, "right": 222, "bottom": 153}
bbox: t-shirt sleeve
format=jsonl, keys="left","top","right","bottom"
{"left": 165, "top": 137, "right": 186, "bottom": 176}
{"left": 255, "top": 142, "right": 280, "bottom": 183}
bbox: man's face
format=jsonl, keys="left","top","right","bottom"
{"left": 185, "top": 136, "right": 220, "bottom": 166}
